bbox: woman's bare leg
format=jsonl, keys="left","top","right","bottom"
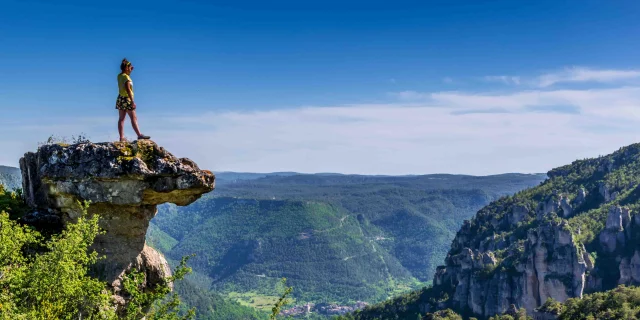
{"left": 126, "top": 110, "right": 143, "bottom": 137}
{"left": 118, "top": 110, "right": 127, "bottom": 141}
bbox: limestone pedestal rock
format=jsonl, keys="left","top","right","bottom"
{"left": 19, "top": 140, "right": 215, "bottom": 309}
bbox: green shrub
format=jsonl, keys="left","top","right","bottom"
{"left": 122, "top": 254, "right": 196, "bottom": 320}
{"left": 424, "top": 309, "right": 462, "bottom": 320}
{"left": 0, "top": 194, "right": 193, "bottom": 319}
{"left": 0, "top": 202, "right": 113, "bottom": 319}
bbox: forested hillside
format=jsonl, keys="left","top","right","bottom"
{"left": 149, "top": 172, "right": 546, "bottom": 315}
{"left": 212, "top": 172, "right": 547, "bottom": 282}
{"left": 212, "top": 174, "right": 545, "bottom": 281}
{"left": 151, "top": 197, "right": 415, "bottom": 304}
{"left": 343, "top": 143, "right": 640, "bottom": 319}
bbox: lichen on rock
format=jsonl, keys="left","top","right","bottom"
{"left": 19, "top": 139, "right": 215, "bottom": 312}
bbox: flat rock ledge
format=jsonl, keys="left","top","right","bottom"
{"left": 19, "top": 140, "right": 215, "bottom": 312}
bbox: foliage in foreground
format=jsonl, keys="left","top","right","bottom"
{"left": 0, "top": 202, "right": 113, "bottom": 319}
{"left": 122, "top": 255, "right": 196, "bottom": 320}
{"left": 0, "top": 190, "right": 194, "bottom": 320}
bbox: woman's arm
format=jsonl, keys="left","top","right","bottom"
{"left": 125, "top": 81, "right": 136, "bottom": 109}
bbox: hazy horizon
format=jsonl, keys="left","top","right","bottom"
{"left": 1, "top": 163, "right": 546, "bottom": 177}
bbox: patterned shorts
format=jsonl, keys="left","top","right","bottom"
{"left": 115, "top": 95, "right": 134, "bottom": 111}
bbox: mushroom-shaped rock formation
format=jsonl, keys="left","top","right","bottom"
{"left": 19, "top": 140, "right": 215, "bottom": 309}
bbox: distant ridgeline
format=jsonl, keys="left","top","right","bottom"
{"left": 340, "top": 143, "right": 640, "bottom": 320}
{"left": 147, "top": 171, "right": 546, "bottom": 314}
{"left": 0, "top": 165, "right": 21, "bottom": 190}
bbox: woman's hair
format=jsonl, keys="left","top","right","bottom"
{"left": 120, "top": 58, "right": 131, "bottom": 72}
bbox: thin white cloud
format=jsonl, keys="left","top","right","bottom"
{"left": 430, "top": 86, "right": 640, "bottom": 119}
{"left": 484, "top": 76, "right": 521, "bottom": 85}
{"left": 443, "top": 77, "right": 454, "bottom": 84}
{"left": 537, "top": 67, "right": 640, "bottom": 87}
{"left": 394, "top": 90, "right": 429, "bottom": 101}
{"left": 482, "top": 67, "right": 640, "bottom": 88}
{"left": 3, "top": 83, "right": 640, "bottom": 176}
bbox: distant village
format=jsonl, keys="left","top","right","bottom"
{"left": 280, "top": 301, "right": 369, "bottom": 317}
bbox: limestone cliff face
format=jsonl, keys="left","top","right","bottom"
{"left": 19, "top": 140, "right": 215, "bottom": 310}
{"left": 589, "top": 205, "right": 640, "bottom": 292}
{"left": 436, "top": 202, "right": 640, "bottom": 319}
{"left": 434, "top": 218, "right": 589, "bottom": 318}
{"left": 425, "top": 144, "right": 640, "bottom": 318}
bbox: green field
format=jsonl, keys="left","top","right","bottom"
{"left": 228, "top": 291, "right": 293, "bottom": 311}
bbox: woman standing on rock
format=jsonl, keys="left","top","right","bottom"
{"left": 116, "top": 58, "right": 150, "bottom": 142}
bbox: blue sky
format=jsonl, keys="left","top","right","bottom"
{"left": 2, "top": 0, "right": 640, "bottom": 174}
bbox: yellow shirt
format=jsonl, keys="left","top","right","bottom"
{"left": 117, "top": 73, "right": 134, "bottom": 100}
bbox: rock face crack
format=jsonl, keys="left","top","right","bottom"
{"left": 19, "top": 140, "right": 215, "bottom": 313}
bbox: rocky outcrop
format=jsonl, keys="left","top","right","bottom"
{"left": 599, "top": 206, "right": 630, "bottom": 253}
{"left": 435, "top": 219, "right": 588, "bottom": 318}
{"left": 430, "top": 178, "right": 602, "bottom": 318}
{"left": 574, "top": 188, "right": 586, "bottom": 207}
{"left": 536, "top": 194, "right": 573, "bottom": 219}
{"left": 19, "top": 140, "right": 215, "bottom": 311}
{"left": 509, "top": 205, "right": 530, "bottom": 225}
{"left": 432, "top": 196, "right": 640, "bottom": 319}
{"left": 519, "top": 221, "right": 588, "bottom": 311}
{"left": 589, "top": 204, "right": 640, "bottom": 291}
{"left": 599, "top": 183, "right": 613, "bottom": 202}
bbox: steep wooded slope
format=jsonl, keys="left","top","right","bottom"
{"left": 346, "top": 143, "right": 640, "bottom": 319}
